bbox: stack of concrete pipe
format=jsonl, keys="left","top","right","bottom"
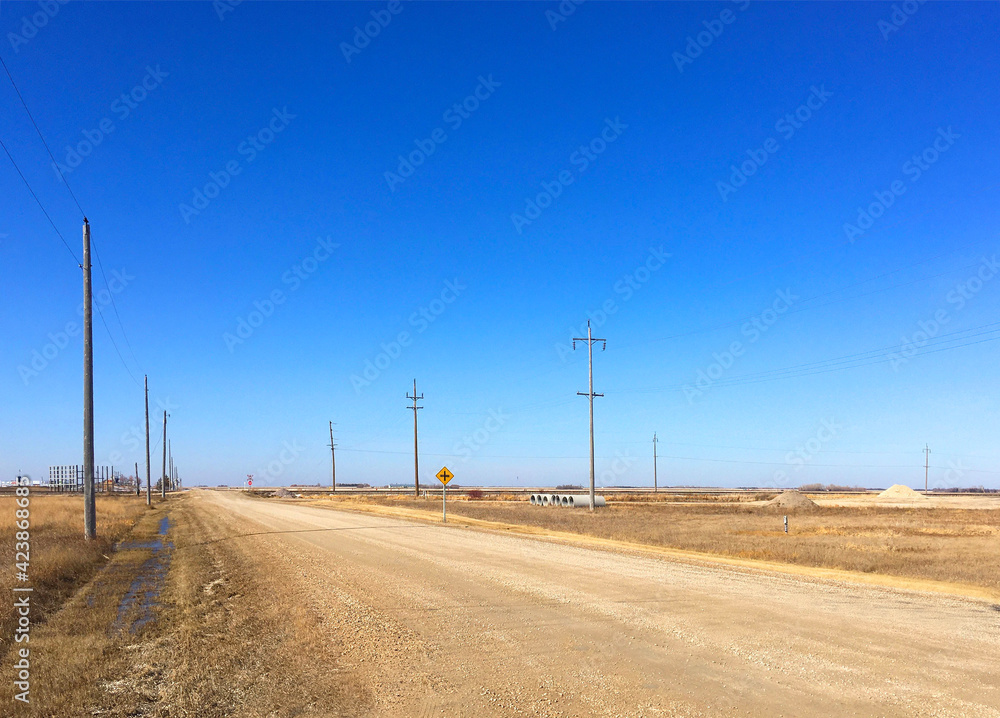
{"left": 529, "top": 493, "right": 606, "bottom": 508}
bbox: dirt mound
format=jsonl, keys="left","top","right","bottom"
{"left": 767, "top": 490, "right": 818, "bottom": 510}
{"left": 878, "top": 484, "right": 925, "bottom": 500}
{"left": 273, "top": 487, "right": 293, "bottom": 498}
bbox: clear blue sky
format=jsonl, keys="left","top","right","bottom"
{"left": 2, "top": 1, "right": 999, "bottom": 490}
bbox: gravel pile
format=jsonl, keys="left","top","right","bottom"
{"left": 878, "top": 484, "right": 925, "bottom": 500}
{"left": 767, "top": 490, "right": 818, "bottom": 510}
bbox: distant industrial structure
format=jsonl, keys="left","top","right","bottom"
{"left": 48, "top": 464, "right": 134, "bottom": 492}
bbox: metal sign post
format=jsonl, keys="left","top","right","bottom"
{"left": 436, "top": 467, "right": 453, "bottom": 523}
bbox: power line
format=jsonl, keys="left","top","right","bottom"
{"left": 618, "top": 244, "right": 992, "bottom": 350}
{"left": 625, "top": 321, "right": 1000, "bottom": 394}
{"left": 0, "top": 52, "right": 86, "bottom": 216}
{"left": 407, "top": 379, "right": 423, "bottom": 496}
{"left": 90, "top": 233, "right": 144, "bottom": 375}
{"left": 704, "top": 177, "right": 999, "bottom": 294}
{"left": 527, "top": 251, "right": 978, "bottom": 386}
{"left": 574, "top": 320, "right": 606, "bottom": 510}
{"left": 1, "top": 54, "right": 145, "bottom": 380}
{"left": 0, "top": 133, "right": 79, "bottom": 263}
{"left": 703, "top": 327, "right": 1000, "bottom": 389}
{"left": 712, "top": 322, "right": 1000, "bottom": 383}
{"left": 93, "top": 297, "right": 143, "bottom": 389}
{"left": 343, "top": 428, "right": 994, "bottom": 457}
{"left": 334, "top": 446, "right": 999, "bottom": 474}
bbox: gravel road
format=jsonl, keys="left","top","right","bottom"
{"left": 197, "top": 490, "right": 1000, "bottom": 717}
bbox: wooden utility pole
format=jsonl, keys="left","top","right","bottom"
{"left": 144, "top": 375, "right": 151, "bottom": 506}
{"left": 653, "top": 432, "right": 658, "bottom": 493}
{"left": 407, "top": 380, "right": 423, "bottom": 497}
{"left": 573, "top": 321, "right": 606, "bottom": 511}
{"left": 135, "top": 461, "right": 140, "bottom": 496}
{"left": 161, "top": 410, "right": 168, "bottom": 498}
{"left": 328, "top": 421, "right": 337, "bottom": 492}
{"left": 924, "top": 444, "right": 931, "bottom": 493}
{"left": 82, "top": 218, "right": 96, "bottom": 539}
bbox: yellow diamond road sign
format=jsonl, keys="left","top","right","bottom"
{"left": 436, "top": 466, "right": 454, "bottom": 485}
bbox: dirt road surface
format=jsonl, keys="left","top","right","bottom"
{"left": 195, "top": 490, "right": 1000, "bottom": 717}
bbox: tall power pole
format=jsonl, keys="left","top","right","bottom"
{"left": 407, "top": 379, "right": 423, "bottom": 497}
{"left": 82, "top": 218, "right": 96, "bottom": 540}
{"left": 161, "top": 410, "right": 168, "bottom": 498}
{"left": 653, "top": 432, "right": 658, "bottom": 493}
{"left": 144, "top": 375, "right": 151, "bottom": 506}
{"left": 924, "top": 443, "right": 931, "bottom": 493}
{"left": 573, "top": 321, "right": 606, "bottom": 511}
{"left": 328, "top": 421, "right": 337, "bottom": 492}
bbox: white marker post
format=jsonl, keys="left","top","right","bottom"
{"left": 436, "top": 467, "right": 453, "bottom": 523}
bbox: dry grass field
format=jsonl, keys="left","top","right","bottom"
{"left": 0, "top": 493, "right": 148, "bottom": 660}
{"left": 323, "top": 494, "right": 1000, "bottom": 592}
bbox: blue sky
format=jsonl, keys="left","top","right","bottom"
{"left": 2, "top": 1, "right": 999, "bottom": 490}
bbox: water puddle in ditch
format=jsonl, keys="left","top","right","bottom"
{"left": 112, "top": 516, "right": 173, "bottom": 634}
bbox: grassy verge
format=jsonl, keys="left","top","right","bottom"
{"left": 317, "top": 495, "right": 1000, "bottom": 593}
{"left": 0, "top": 492, "right": 362, "bottom": 716}
{"left": 0, "top": 500, "right": 172, "bottom": 713}
{"left": 0, "top": 494, "right": 150, "bottom": 660}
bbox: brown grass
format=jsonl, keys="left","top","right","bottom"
{"left": 0, "top": 494, "right": 149, "bottom": 659}
{"left": 330, "top": 496, "right": 1000, "bottom": 590}
{"left": 0, "top": 493, "right": 362, "bottom": 716}
{"left": 604, "top": 491, "right": 777, "bottom": 503}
